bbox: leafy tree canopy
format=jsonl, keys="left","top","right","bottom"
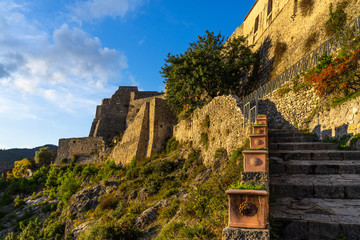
{"left": 161, "top": 30, "right": 254, "bottom": 115}
{"left": 34, "top": 147, "right": 53, "bottom": 166}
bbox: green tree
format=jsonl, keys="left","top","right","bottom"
{"left": 161, "top": 31, "right": 253, "bottom": 115}
{"left": 34, "top": 147, "right": 52, "bottom": 165}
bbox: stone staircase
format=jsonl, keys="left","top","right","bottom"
{"left": 269, "top": 129, "right": 360, "bottom": 240}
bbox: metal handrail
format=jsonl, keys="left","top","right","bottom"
{"left": 242, "top": 15, "right": 360, "bottom": 126}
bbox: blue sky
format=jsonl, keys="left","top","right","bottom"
{"left": 0, "top": 0, "right": 254, "bottom": 149}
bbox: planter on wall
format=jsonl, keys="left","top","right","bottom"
{"left": 253, "top": 124, "right": 267, "bottom": 134}
{"left": 226, "top": 189, "right": 269, "bottom": 229}
{"left": 242, "top": 150, "right": 268, "bottom": 172}
{"left": 249, "top": 134, "right": 268, "bottom": 149}
{"left": 256, "top": 115, "right": 268, "bottom": 125}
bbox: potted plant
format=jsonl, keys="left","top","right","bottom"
{"left": 226, "top": 182, "right": 269, "bottom": 229}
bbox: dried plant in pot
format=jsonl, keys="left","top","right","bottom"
{"left": 242, "top": 150, "right": 268, "bottom": 172}
{"left": 226, "top": 187, "right": 269, "bottom": 229}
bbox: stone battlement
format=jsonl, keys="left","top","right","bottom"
{"left": 89, "top": 86, "right": 163, "bottom": 143}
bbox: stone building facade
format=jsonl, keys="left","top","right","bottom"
{"left": 111, "top": 97, "right": 177, "bottom": 166}
{"left": 55, "top": 86, "right": 176, "bottom": 165}
{"left": 232, "top": 0, "right": 360, "bottom": 78}
{"left": 89, "top": 86, "right": 162, "bottom": 143}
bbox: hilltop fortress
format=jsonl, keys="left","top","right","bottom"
{"left": 231, "top": 0, "right": 360, "bottom": 81}
{"left": 55, "top": 87, "right": 176, "bottom": 166}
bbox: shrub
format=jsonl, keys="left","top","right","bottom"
{"left": 202, "top": 115, "right": 210, "bottom": 129}
{"left": 158, "top": 199, "right": 180, "bottom": 221}
{"left": 166, "top": 137, "right": 179, "bottom": 154}
{"left": 60, "top": 158, "right": 67, "bottom": 164}
{"left": 81, "top": 164, "right": 98, "bottom": 178}
{"left": 306, "top": 50, "right": 360, "bottom": 97}
{"left": 14, "top": 195, "right": 25, "bottom": 208}
{"left": 98, "top": 193, "right": 118, "bottom": 211}
{"left": 7, "top": 158, "right": 32, "bottom": 179}
{"left": 214, "top": 148, "right": 227, "bottom": 159}
{"left": 325, "top": 2, "right": 347, "bottom": 36}
{"left": 35, "top": 147, "right": 53, "bottom": 165}
{"left": 299, "top": 0, "right": 314, "bottom": 16}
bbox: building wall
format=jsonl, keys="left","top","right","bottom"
{"left": 232, "top": 0, "right": 360, "bottom": 79}
{"left": 55, "top": 137, "right": 105, "bottom": 165}
{"left": 89, "top": 86, "right": 162, "bottom": 143}
{"left": 111, "top": 97, "right": 176, "bottom": 166}
{"left": 173, "top": 95, "right": 247, "bottom": 166}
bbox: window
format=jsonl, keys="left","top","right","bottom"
{"left": 268, "top": 0, "right": 273, "bottom": 15}
{"left": 254, "top": 15, "right": 259, "bottom": 33}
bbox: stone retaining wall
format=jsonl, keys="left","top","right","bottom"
{"left": 173, "top": 95, "right": 247, "bottom": 166}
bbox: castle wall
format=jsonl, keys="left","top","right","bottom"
{"left": 89, "top": 86, "right": 162, "bottom": 144}
{"left": 111, "top": 97, "right": 177, "bottom": 166}
{"left": 146, "top": 98, "right": 177, "bottom": 157}
{"left": 126, "top": 95, "right": 165, "bottom": 128}
{"left": 111, "top": 102, "right": 150, "bottom": 165}
{"left": 55, "top": 137, "right": 104, "bottom": 165}
{"left": 257, "top": 77, "right": 360, "bottom": 140}
{"left": 173, "top": 95, "right": 247, "bottom": 166}
{"left": 232, "top": 0, "right": 360, "bottom": 79}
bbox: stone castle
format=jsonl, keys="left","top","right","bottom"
{"left": 55, "top": 86, "right": 176, "bottom": 166}
{"left": 231, "top": 0, "right": 360, "bottom": 80}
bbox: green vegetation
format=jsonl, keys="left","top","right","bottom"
{"left": 34, "top": 147, "right": 53, "bottom": 166}
{"left": 325, "top": 1, "right": 348, "bottom": 36}
{"left": 229, "top": 181, "right": 266, "bottom": 190}
{"left": 1, "top": 137, "right": 248, "bottom": 240}
{"left": 161, "top": 30, "right": 254, "bottom": 116}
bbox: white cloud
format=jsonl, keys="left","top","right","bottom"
{"left": 70, "top": 0, "right": 146, "bottom": 22}
{"left": 0, "top": 2, "right": 129, "bottom": 119}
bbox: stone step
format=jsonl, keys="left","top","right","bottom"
{"left": 270, "top": 174, "right": 360, "bottom": 199}
{"left": 270, "top": 197, "right": 360, "bottom": 240}
{"left": 268, "top": 129, "right": 307, "bottom": 133}
{"left": 270, "top": 150, "right": 360, "bottom": 161}
{"left": 269, "top": 136, "right": 318, "bottom": 143}
{"left": 269, "top": 142, "right": 338, "bottom": 151}
{"left": 268, "top": 132, "right": 315, "bottom": 138}
{"left": 270, "top": 160, "right": 360, "bottom": 175}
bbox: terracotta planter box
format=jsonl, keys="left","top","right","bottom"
{"left": 249, "top": 134, "right": 268, "bottom": 149}
{"left": 253, "top": 125, "right": 267, "bottom": 134}
{"left": 256, "top": 115, "right": 267, "bottom": 125}
{"left": 226, "top": 189, "right": 269, "bottom": 229}
{"left": 242, "top": 150, "right": 268, "bottom": 172}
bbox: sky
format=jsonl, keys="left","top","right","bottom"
{"left": 0, "top": 0, "right": 254, "bottom": 149}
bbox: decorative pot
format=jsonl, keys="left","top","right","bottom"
{"left": 256, "top": 115, "right": 267, "bottom": 125}
{"left": 249, "top": 134, "right": 268, "bottom": 149}
{"left": 226, "top": 189, "right": 269, "bottom": 229}
{"left": 242, "top": 150, "right": 268, "bottom": 172}
{"left": 253, "top": 125, "right": 267, "bottom": 134}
